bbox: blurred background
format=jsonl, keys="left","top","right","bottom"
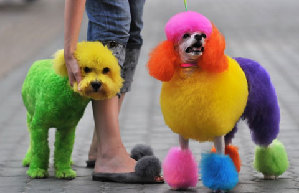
{"left": 0, "top": 0, "right": 299, "bottom": 192}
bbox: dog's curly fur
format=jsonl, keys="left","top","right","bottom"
{"left": 22, "top": 42, "right": 123, "bottom": 179}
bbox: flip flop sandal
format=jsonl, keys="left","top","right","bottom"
{"left": 92, "top": 172, "right": 164, "bottom": 184}
{"left": 86, "top": 144, "right": 154, "bottom": 168}
{"left": 92, "top": 155, "right": 164, "bottom": 184}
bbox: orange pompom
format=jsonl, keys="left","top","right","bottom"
{"left": 211, "top": 145, "right": 241, "bottom": 172}
{"left": 225, "top": 145, "right": 241, "bottom": 172}
{"left": 147, "top": 40, "right": 179, "bottom": 82}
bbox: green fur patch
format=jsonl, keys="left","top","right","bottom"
{"left": 254, "top": 139, "right": 289, "bottom": 176}
{"left": 22, "top": 59, "right": 90, "bottom": 179}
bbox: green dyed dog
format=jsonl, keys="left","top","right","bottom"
{"left": 22, "top": 42, "right": 123, "bottom": 179}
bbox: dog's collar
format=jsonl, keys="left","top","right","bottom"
{"left": 181, "top": 63, "right": 198, "bottom": 68}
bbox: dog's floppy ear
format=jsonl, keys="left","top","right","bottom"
{"left": 147, "top": 40, "right": 178, "bottom": 82}
{"left": 53, "top": 49, "right": 68, "bottom": 77}
{"left": 198, "top": 24, "right": 228, "bottom": 73}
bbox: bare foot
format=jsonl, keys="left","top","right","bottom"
{"left": 94, "top": 146, "right": 136, "bottom": 173}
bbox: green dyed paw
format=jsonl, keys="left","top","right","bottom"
{"left": 55, "top": 168, "right": 76, "bottom": 179}
{"left": 254, "top": 139, "right": 289, "bottom": 178}
{"left": 22, "top": 150, "right": 32, "bottom": 167}
{"left": 27, "top": 168, "right": 48, "bottom": 178}
{"left": 22, "top": 157, "right": 31, "bottom": 167}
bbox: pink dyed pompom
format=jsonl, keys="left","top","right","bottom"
{"left": 163, "top": 147, "right": 198, "bottom": 189}
{"left": 165, "top": 11, "right": 212, "bottom": 43}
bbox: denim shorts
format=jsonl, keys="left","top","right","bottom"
{"left": 86, "top": 0, "right": 145, "bottom": 93}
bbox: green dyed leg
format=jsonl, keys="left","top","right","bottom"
{"left": 22, "top": 146, "right": 31, "bottom": 167}
{"left": 254, "top": 139, "right": 289, "bottom": 179}
{"left": 23, "top": 113, "right": 33, "bottom": 167}
{"left": 54, "top": 126, "right": 76, "bottom": 179}
{"left": 27, "top": 122, "right": 50, "bottom": 178}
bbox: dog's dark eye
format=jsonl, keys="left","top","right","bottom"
{"left": 183, "top": 33, "right": 190, "bottom": 39}
{"left": 84, "top": 67, "right": 92, "bottom": 73}
{"left": 102, "top": 67, "right": 110, "bottom": 74}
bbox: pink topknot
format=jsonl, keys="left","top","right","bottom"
{"left": 165, "top": 11, "right": 212, "bottom": 42}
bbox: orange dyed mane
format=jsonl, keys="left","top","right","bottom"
{"left": 147, "top": 24, "right": 228, "bottom": 82}
{"left": 197, "top": 24, "right": 228, "bottom": 73}
{"left": 147, "top": 40, "right": 180, "bottom": 81}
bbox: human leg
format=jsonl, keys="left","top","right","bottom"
{"left": 87, "top": 42, "right": 127, "bottom": 165}
{"left": 87, "top": 92, "right": 125, "bottom": 166}
{"left": 92, "top": 96, "right": 136, "bottom": 173}
{"left": 86, "top": 0, "right": 131, "bottom": 45}
{"left": 86, "top": 0, "right": 130, "bottom": 163}
{"left": 85, "top": 0, "right": 145, "bottom": 173}
{"left": 127, "top": 0, "right": 146, "bottom": 49}
{"left": 118, "top": 0, "right": 145, "bottom": 93}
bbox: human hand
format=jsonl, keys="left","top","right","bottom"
{"left": 65, "top": 54, "right": 82, "bottom": 88}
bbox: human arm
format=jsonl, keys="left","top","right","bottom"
{"left": 64, "top": 0, "right": 86, "bottom": 86}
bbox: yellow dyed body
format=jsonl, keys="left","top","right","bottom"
{"left": 160, "top": 56, "right": 248, "bottom": 141}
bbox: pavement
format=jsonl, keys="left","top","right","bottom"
{"left": 0, "top": 0, "right": 299, "bottom": 192}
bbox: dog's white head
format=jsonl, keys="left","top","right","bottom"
{"left": 176, "top": 32, "right": 207, "bottom": 64}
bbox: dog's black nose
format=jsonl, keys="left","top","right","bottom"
{"left": 91, "top": 81, "right": 102, "bottom": 92}
{"left": 193, "top": 42, "right": 202, "bottom": 48}
{"left": 194, "top": 34, "right": 202, "bottom": 41}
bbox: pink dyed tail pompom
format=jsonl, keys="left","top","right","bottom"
{"left": 162, "top": 147, "right": 198, "bottom": 189}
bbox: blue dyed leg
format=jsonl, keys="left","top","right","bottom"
{"left": 201, "top": 136, "right": 238, "bottom": 192}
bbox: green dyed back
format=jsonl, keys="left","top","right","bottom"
{"left": 22, "top": 59, "right": 90, "bottom": 129}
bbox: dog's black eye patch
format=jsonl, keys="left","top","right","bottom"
{"left": 183, "top": 33, "right": 190, "bottom": 39}
{"left": 202, "top": 34, "right": 207, "bottom": 39}
{"left": 84, "top": 67, "right": 92, "bottom": 73}
{"left": 103, "top": 67, "right": 110, "bottom": 74}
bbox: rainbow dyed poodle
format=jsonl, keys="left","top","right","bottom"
{"left": 147, "top": 11, "right": 289, "bottom": 191}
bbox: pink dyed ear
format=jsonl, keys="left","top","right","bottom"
{"left": 147, "top": 40, "right": 178, "bottom": 82}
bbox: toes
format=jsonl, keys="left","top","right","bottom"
{"left": 27, "top": 168, "right": 48, "bottom": 178}
{"left": 22, "top": 159, "right": 30, "bottom": 167}
{"left": 22, "top": 156, "right": 31, "bottom": 167}
{"left": 55, "top": 169, "right": 76, "bottom": 179}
